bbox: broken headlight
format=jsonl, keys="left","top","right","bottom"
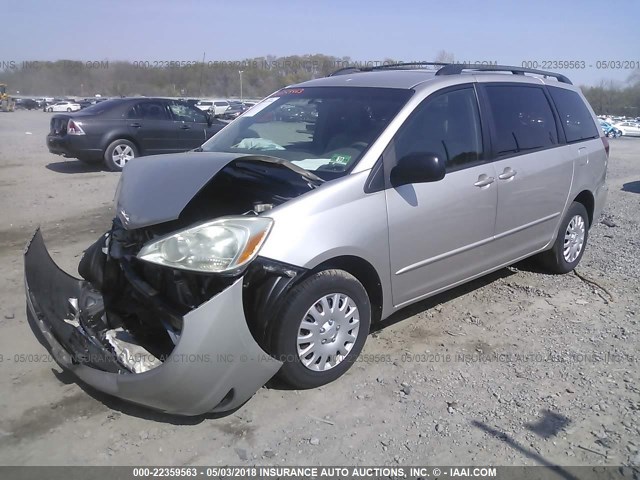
{"left": 137, "top": 216, "right": 273, "bottom": 274}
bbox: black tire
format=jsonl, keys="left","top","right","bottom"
{"left": 66, "top": 107, "right": 72, "bottom": 112}
{"left": 271, "top": 269, "right": 371, "bottom": 389}
{"left": 103, "top": 139, "right": 138, "bottom": 172}
{"left": 47, "top": 107, "right": 53, "bottom": 112}
{"left": 539, "top": 202, "right": 589, "bottom": 273}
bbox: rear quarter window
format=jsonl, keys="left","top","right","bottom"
{"left": 485, "top": 85, "right": 558, "bottom": 156}
{"left": 548, "top": 87, "right": 599, "bottom": 143}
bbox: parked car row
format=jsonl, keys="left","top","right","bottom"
{"left": 597, "top": 115, "right": 640, "bottom": 137}
{"left": 15, "top": 96, "right": 110, "bottom": 111}
{"left": 194, "top": 99, "right": 256, "bottom": 119}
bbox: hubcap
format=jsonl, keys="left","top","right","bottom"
{"left": 296, "top": 293, "right": 360, "bottom": 372}
{"left": 112, "top": 144, "right": 134, "bottom": 167}
{"left": 563, "top": 214, "right": 585, "bottom": 263}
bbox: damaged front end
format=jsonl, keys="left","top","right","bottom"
{"left": 24, "top": 153, "right": 317, "bottom": 415}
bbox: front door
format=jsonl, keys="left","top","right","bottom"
{"left": 168, "top": 101, "right": 210, "bottom": 150}
{"left": 385, "top": 86, "right": 499, "bottom": 307}
{"left": 126, "top": 100, "right": 179, "bottom": 154}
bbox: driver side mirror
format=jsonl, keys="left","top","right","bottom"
{"left": 390, "top": 152, "right": 446, "bottom": 187}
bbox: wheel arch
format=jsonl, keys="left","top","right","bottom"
{"left": 308, "top": 255, "right": 384, "bottom": 325}
{"left": 243, "top": 254, "right": 384, "bottom": 355}
{"left": 102, "top": 133, "right": 141, "bottom": 155}
{"left": 573, "top": 190, "right": 595, "bottom": 228}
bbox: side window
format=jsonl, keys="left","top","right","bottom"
{"left": 125, "top": 105, "right": 138, "bottom": 119}
{"left": 169, "top": 102, "right": 207, "bottom": 123}
{"left": 130, "top": 101, "right": 170, "bottom": 120}
{"left": 548, "top": 87, "right": 599, "bottom": 143}
{"left": 393, "top": 87, "right": 483, "bottom": 171}
{"left": 485, "top": 85, "right": 558, "bottom": 156}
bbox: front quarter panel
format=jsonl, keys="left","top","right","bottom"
{"left": 259, "top": 171, "right": 394, "bottom": 318}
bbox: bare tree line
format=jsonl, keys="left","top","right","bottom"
{"left": 0, "top": 54, "right": 638, "bottom": 116}
{"left": 0, "top": 55, "right": 376, "bottom": 98}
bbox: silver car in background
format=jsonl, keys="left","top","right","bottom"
{"left": 25, "top": 64, "right": 608, "bottom": 415}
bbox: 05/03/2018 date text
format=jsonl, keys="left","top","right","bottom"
{"left": 521, "top": 60, "right": 639, "bottom": 70}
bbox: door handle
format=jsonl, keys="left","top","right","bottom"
{"left": 474, "top": 174, "right": 495, "bottom": 187}
{"left": 498, "top": 167, "right": 517, "bottom": 180}
{"left": 180, "top": 124, "right": 190, "bottom": 130}
{"left": 129, "top": 123, "right": 141, "bottom": 128}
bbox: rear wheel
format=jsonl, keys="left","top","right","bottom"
{"left": 539, "top": 202, "right": 589, "bottom": 273}
{"left": 47, "top": 107, "right": 53, "bottom": 112}
{"left": 271, "top": 269, "right": 371, "bottom": 389}
{"left": 104, "top": 139, "right": 138, "bottom": 172}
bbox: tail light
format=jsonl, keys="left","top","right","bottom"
{"left": 601, "top": 136, "right": 609, "bottom": 158}
{"left": 67, "top": 119, "right": 85, "bottom": 135}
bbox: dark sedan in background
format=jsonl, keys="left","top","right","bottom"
{"left": 47, "top": 98, "right": 227, "bottom": 171}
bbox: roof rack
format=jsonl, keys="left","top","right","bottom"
{"left": 328, "top": 62, "right": 451, "bottom": 76}
{"left": 435, "top": 64, "right": 572, "bottom": 84}
{"left": 329, "top": 67, "right": 362, "bottom": 76}
{"left": 328, "top": 62, "right": 572, "bottom": 84}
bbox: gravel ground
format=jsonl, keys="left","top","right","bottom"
{"left": 0, "top": 111, "right": 638, "bottom": 469}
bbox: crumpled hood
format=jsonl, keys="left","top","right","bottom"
{"left": 115, "top": 152, "right": 321, "bottom": 230}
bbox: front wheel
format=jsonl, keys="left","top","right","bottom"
{"left": 539, "top": 202, "right": 589, "bottom": 273}
{"left": 271, "top": 269, "right": 371, "bottom": 389}
{"left": 47, "top": 107, "right": 53, "bottom": 112}
{"left": 104, "top": 139, "right": 138, "bottom": 172}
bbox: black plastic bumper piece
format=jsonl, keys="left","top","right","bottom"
{"left": 24, "top": 228, "right": 123, "bottom": 373}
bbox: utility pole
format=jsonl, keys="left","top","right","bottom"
{"left": 238, "top": 70, "right": 244, "bottom": 102}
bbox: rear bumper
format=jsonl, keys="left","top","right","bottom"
{"left": 46, "top": 135, "right": 103, "bottom": 161}
{"left": 24, "top": 229, "right": 282, "bottom": 415}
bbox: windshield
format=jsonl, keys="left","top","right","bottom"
{"left": 201, "top": 86, "right": 412, "bottom": 179}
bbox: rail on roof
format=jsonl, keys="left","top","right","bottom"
{"left": 328, "top": 62, "right": 572, "bottom": 84}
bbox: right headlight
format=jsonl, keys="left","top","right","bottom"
{"left": 137, "top": 216, "right": 273, "bottom": 274}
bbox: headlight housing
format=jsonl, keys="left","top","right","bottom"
{"left": 137, "top": 216, "right": 273, "bottom": 274}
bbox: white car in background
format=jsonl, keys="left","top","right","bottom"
{"left": 195, "top": 99, "right": 230, "bottom": 116}
{"left": 194, "top": 100, "right": 214, "bottom": 112}
{"left": 614, "top": 121, "right": 640, "bottom": 137}
{"left": 46, "top": 101, "right": 81, "bottom": 112}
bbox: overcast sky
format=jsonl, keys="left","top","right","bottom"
{"left": 2, "top": 0, "right": 639, "bottom": 86}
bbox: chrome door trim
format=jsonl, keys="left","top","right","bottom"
{"left": 395, "top": 235, "right": 494, "bottom": 275}
{"left": 492, "top": 212, "right": 560, "bottom": 241}
{"left": 395, "top": 212, "right": 559, "bottom": 276}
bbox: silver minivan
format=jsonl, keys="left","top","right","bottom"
{"left": 25, "top": 64, "right": 608, "bottom": 415}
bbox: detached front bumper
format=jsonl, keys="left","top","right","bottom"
{"left": 24, "top": 229, "right": 282, "bottom": 416}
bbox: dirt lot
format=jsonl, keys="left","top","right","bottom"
{"left": 0, "top": 110, "right": 638, "bottom": 468}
